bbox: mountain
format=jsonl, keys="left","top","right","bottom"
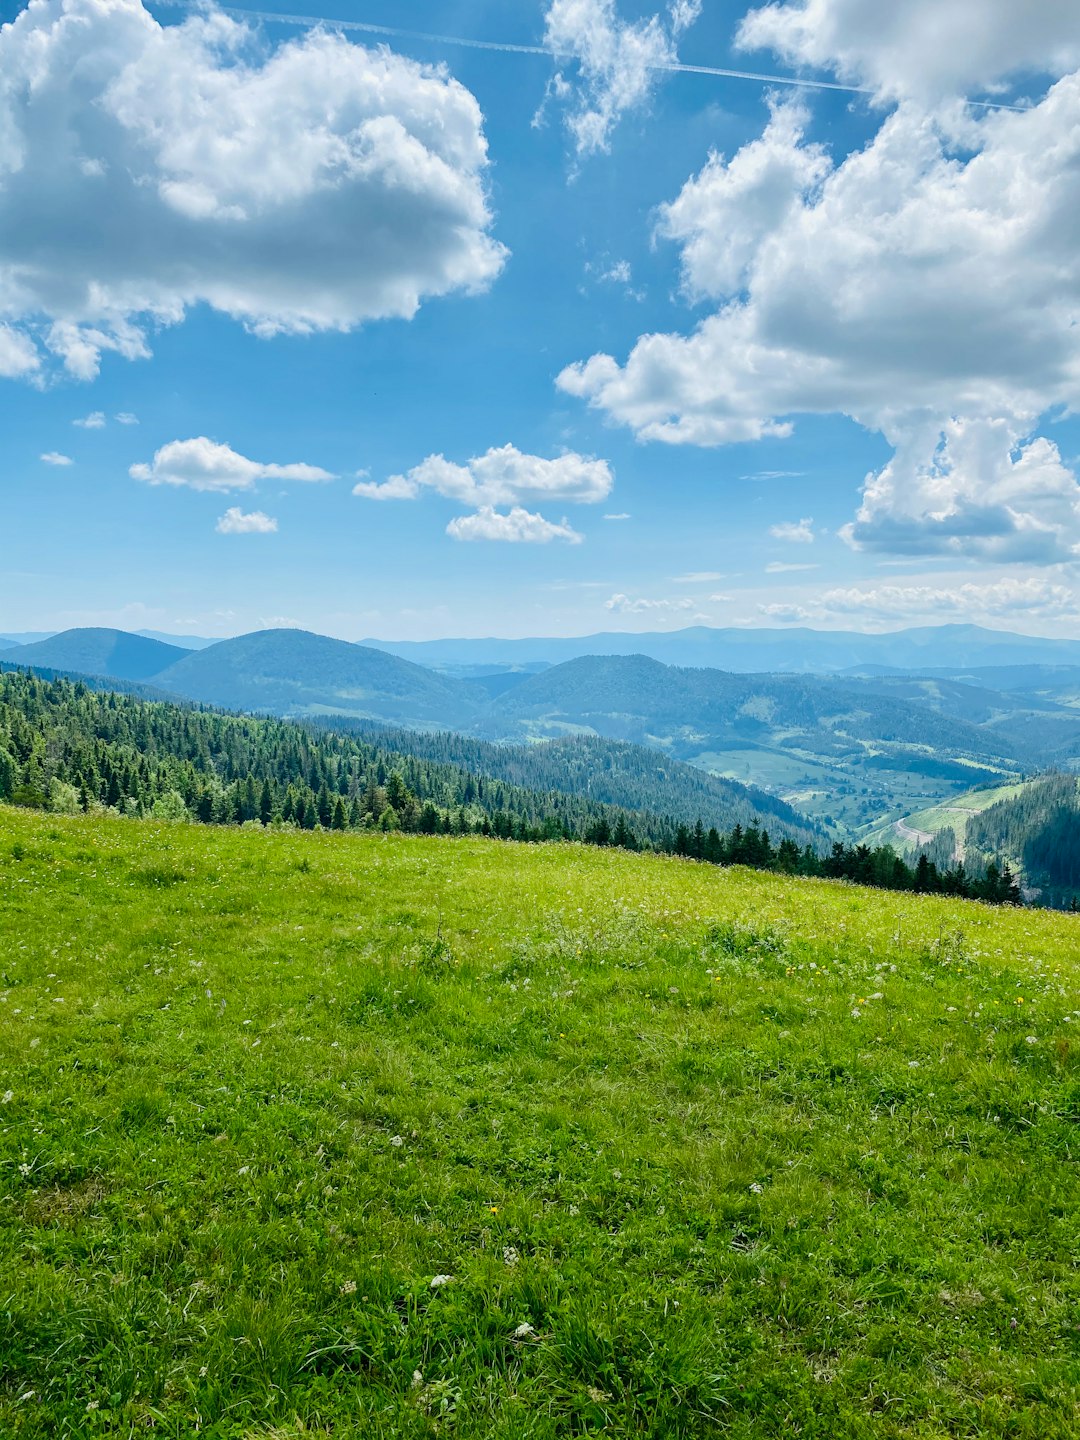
{"left": 0, "top": 638, "right": 21, "bottom": 649}
{"left": 364, "top": 623, "right": 1080, "bottom": 674}
{"left": 0, "top": 668, "right": 815, "bottom": 850}
{"left": 0, "top": 627, "right": 191, "bottom": 681}
{"left": 319, "top": 722, "right": 823, "bottom": 846}
{"left": 479, "top": 653, "right": 1034, "bottom": 832}
{"left": 151, "top": 629, "right": 480, "bottom": 728}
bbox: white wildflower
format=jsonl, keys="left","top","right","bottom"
{"left": 430, "top": 1275, "right": 454, "bottom": 1289}
{"left": 390, "top": 1135, "right": 404, "bottom": 1148}
{"left": 749, "top": 1182, "right": 764, "bottom": 1195}
{"left": 512, "top": 1322, "right": 537, "bottom": 1341}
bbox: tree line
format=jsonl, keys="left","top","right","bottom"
{"left": 0, "top": 671, "right": 1024, "bottom": 907}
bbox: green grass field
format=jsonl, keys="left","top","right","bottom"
{"left": 2, "top": 805, "right": 1079, "bottom": 1438}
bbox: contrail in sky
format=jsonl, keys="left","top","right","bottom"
{"left": 153, "top": 2, "right": 1026, "bottom": 111}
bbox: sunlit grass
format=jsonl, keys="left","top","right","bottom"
{"left": 2, "top": 805, "right": 1079, "bottom": 1437}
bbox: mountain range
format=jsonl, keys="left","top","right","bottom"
{"left": 5, "top": 623, "right": 1080, "bottom": 835}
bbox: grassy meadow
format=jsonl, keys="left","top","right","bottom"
{"left": 2, "top": 804, "right": 1079, "bottom": 1437}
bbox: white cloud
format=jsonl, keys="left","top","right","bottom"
{"left": 0, "top": 324, "right": 39, "bottom": 378}
{"left": 770, "top": 517, "right": 815, "bottom": 544}
{"left": 603, "top": 512, "right": 631, "bottom": 520}
{"left": 115, "top": 412, "right": 139, "bottom": 425}
{"left": 558, "top": 78, "right": 1080, "bottom": 561}
{"left": 737, "top": 0, "right": 1080, "bottom": 106}
{"left": 819, "top": 578, "right": 1079, "bottom": 621}
{"left": 604, "top": 593, "right": 696, "bottom": 614}
{"left": 0, "top": 0, "right": 505, "bottom": 381}
{"left": 539, "top": 0, "right": 699, "bottom": 155}
{"left": 656, "top": 100, "right": 829, "bottom": 301}
{"left": 673, "top": 570, "right": 728, "bottom": 583}
{"left": 73, "top": 412, "right": 106, "bottom": 430}
{"left": 669, "top": 0, "right": 703, "bottom": 35}
{"left": 446, "top": 506, "right": 583, "bottom": 544}
{"left": 758, "top": 603, "right": 813, "bottom": 622}
{"left": 215, "top": 507, "right": 278, "bottom": 535}
{"left": 766, "top": 561, "right": 819, "bottom": 572}
{"left": 131, "top": 437, "right": 334, "bottom": 492}
{"left": 354, "top": 445, "right": 613, "bottom": 507}
{"left": 40, "top": 451, "right": 73, "bottom": 466}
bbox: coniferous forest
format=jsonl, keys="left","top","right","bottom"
{"left": 0, "top": 670, "right": 1024, "bottom": 906}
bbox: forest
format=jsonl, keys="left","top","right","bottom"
{"left": 0, "top": 670, "right": 1025, "bottom": 907}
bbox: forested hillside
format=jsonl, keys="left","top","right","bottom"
{"left": 319, "top": 722, "right": 818, "bottom": 842}
{"left": 966, "top": 774, "right": 1080, "bottom": 905}
{"left": 0, "top": 672, "right": 1025, "bottom": 905}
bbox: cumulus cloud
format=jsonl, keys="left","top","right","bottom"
{"left": 40, "top": 451, "right": 73, "bottom": 466}
{"left": 770, "top": 517, "right": 815, "bottom": 544}
{"left": 115, "top": 412, "right": 139, "bottom": 425}
{"left": 842, "top": 419, "right": 1080, "bottom": 563}
{"left": 446, "top": 506, "right": 583, "bottom": 544}
{"left": 558, "top": 75, "right": 1080, "bottom": 561}
{"left": 0, "top": 0, "right": 505, "bottom": 380}
{"left": 656, "top": 100, "right": 829, "bottom": 300}
{"left": 73, "top": 412, "right": 106, "bottom": 430}
{"left": 0, "top": 325, "right": 39, "bottom": 378}
{"left": 737, "top": 0, "right": 1080, "bottom": 105}
{"left": 605, "top": 593, "right": 696, "bottom": 614}
{"left": 131, "top": 437, "right": 334, "bottom": 492}
{"left": 758, "top": 603, "right": 813, "bottom": 622}
{"left": 819, "top": 578, "right": 1079, "bottom": 621}
{"left": 215, "top": 507, "right": 278, "bottom": 534}
{"left": 354, "top": 445, "right": 613, "bottom": 507}
{"left": 539, "top": 0, "right": 700, "bottom": 155}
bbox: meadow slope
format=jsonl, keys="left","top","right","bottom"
{"left": 1, "top": 808, "right": 1079, "bottom": 1438}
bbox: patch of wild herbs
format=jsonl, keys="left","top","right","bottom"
{"left": 1, "top": 806, "right": 1079, "bottom": 1437}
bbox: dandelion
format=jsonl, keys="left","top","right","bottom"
{"left": 489, "top": 1205, "right": 499, "bottom": 1214}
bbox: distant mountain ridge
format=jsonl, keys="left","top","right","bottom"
{"left": 7, "top": 624, "right": 1080, "bottom": 838}
{"left": 0, "top": 628, "right": 190, "bottom": 681}
{"left": 361, "top": 623, "right": 1080, "bottom": 674}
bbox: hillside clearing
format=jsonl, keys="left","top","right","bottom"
{"left": 2, "top": 808, "right": 1079, "bottom": 1437}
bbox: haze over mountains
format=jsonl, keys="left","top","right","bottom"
{"left": 6, "top": 622, "right": 1080, "bottom": 838}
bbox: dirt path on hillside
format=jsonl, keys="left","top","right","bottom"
{"left": 896, "top": 818, "right": 934, "bottom": 847}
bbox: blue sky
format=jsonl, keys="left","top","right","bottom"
{"left": 3, "top": 0, "right": 1080, "bottom": 641}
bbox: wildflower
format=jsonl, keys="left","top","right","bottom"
{"left": 488, "top": 1205, "right": 499, "bottom": 1214}
{"left": 1025, "top": 1036, "right": 1038, "bottom": 1045}
{"left": 198, "top": 1366, "right": 208, "bottom": 1378}
{"left": 749, "top": 1182, "right": 764, "bottom": 1195}
{"left": 86, "top": 1401, "right": 99, "bottom": 1412}
{"left": 412, "top": 1370, "right": 424, "bottom": 1389}
{"left": 587, "top": 1386, "right": 613, "bottom": 1403}
{"left": 340, "top": 1279, "right": 357, "bottom": 1295}
{"left": 430, "top": 1275, "right": 453, "bottom": 1289}
{"left": 390, "top": 1135, "right": 404, "bottom": 1148}
{"left": 511, "top": 1322, "right": 537, "bottom": 1341}
{"left": 1, "top": 1091, "right": 12, "bottom": 1104}
{"left": 503, "top": 1246, "right": 519, "bottom": 1266}
{"left": 18, "top": 1162, "right": 31, "bottom": 1177}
